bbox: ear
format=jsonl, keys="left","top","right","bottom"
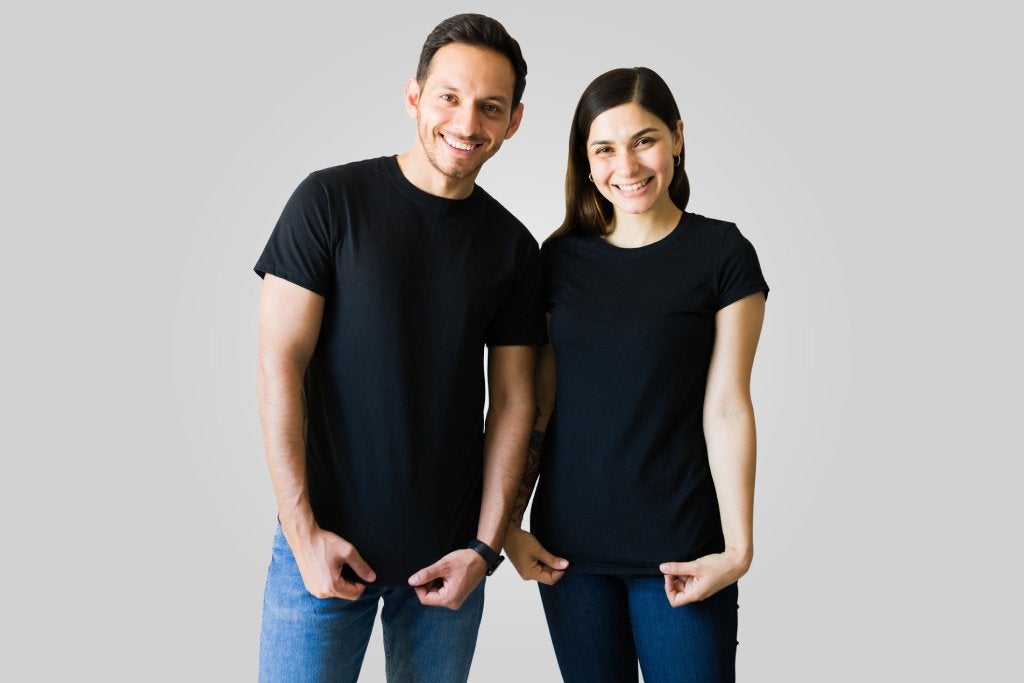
{"left": 503, "top": 102, "right": 525, "bottom": 140}
{"left": 673, "top": 119, "right": 684, "bottom": 156}
{"left": 404, "top": 77, "right": 421, "bottom": 119}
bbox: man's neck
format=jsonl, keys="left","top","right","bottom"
{"left": 395, "top": 147, "right": 477, "bottom": 200}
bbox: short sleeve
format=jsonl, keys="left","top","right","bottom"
{"left": 540, "top": 241, "right": 554, "bottom": 313}
{"left": 254, "top": 173, "right": 335, "bottom": 297}
{"left": 485, "top": 240, "right": 548, "bottom": 347}
{"left": 717, "top": 225, "right": 769, "bottom": 310}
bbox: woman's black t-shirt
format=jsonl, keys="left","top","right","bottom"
{"left": 531, "top": 212, "right": 768, "bottom": 575}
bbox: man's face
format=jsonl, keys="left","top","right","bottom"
{"left": 405, "top": 43, "right": 523, "bottom": 182}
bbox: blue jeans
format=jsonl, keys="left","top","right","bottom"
{"left": 258, "top": 526, "right": 485, "bottom": 682}
{"left": 539, "top": 573, "right": 738, "bottom": 683}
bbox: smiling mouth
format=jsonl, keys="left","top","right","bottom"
{"left": 616, "top": 178, "right": 652, "bottom": 192}
{"left": 441, "top": 133, "right": 481, "bottom": 152}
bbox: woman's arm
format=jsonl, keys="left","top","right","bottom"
{"left": 662, "top": 291, "right": 766, "bottom": 606}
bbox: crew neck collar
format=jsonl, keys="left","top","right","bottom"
{"left": 384, "top": 155, "right": 482, "bottom": 212}
{"left": 590, "top": 212, "right": 692, "bottom": 255}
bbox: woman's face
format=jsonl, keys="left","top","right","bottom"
{"left": 585, "top": 102, "right": 682, "bottom": 218}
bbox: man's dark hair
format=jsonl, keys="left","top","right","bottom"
{"left": 416, "top": 13, "right": 527, "bottom": 107}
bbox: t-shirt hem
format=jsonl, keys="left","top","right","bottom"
{"left": 718, "top": 282, "right": 769, "bottom": 311}
{"left": 486, "top": 334, "right": 548, "bottom": 348}
{"left": 563, "top": 562, "right": 664, "bottom": 577}
{"left": 253, "top": 263, "right": 328, "bottom": 298}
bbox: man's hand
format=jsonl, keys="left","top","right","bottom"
{"left": 504, "top": 526, "right": 568, "bottom": 585}
{"left": 408, "top": 549, "right": 488, "bottom": 610}
{"left": 660, "top": 547, "right": 751, "bottom": 607}
{"left": 286, "top": 525, "right": 376, "bottom": 600}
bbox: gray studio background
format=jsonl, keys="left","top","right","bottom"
{"left": 2, "top": 0, "right": 1020, "bottom": 680}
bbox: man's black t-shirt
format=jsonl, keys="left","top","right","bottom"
{"left": 255, "top": 156, "right": 546, "bottom": 585}
{"left": 531, "top": 213, "right": 768, "bottom": 575}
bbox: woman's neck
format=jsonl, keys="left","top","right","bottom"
{"left": 604, "top": 203, "right": 683, "bottom": 248}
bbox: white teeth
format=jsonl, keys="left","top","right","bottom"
{"left": 443, "top": 134, "right": 475, "bottom": 151}
{"left": 619, "top": 178, "right": 651, "bottom": 192}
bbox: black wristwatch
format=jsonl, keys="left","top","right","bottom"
{"left": 467, "top": 539, "right": 505, "bottom": 576}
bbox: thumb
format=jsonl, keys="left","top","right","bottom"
{"left": 345, "top": 550, "right": 377, "bottom": 584}
{"left": 408, "top": 561, "right": 445, "bottom": 587}
{"left": 660, "top": 561, "right": 697, "bottom": 576}
{"left": 537, "top": 546, "right": 569, "bottom": 570}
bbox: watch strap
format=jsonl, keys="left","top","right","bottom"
{"left": 467, "top": 539, "right": 505, "bottom": 576}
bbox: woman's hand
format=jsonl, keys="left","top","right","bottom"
{"left": 504, "top": 525, "right": 569, "bottom": 585}
{"left": 660, "top": 547, "right": 752, "bottom": 607}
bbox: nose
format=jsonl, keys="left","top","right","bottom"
{"left": 450, "top": 103, "right": 482, "bottom": 139}
{"left": 616, "top": 149, "right": 640, "bottom": 177}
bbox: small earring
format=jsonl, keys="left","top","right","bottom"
{"left": 588, "top": 173, "right": 594, "bottom": 182}
{"left": 673, "top": 155, "right": 681, "bottom": 167}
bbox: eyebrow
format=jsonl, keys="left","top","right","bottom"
{"left": 590, "top": 127, "right": 660, "bottom": 147}
{"left": 435, "top": 83, "right": 511, "bottom": 106}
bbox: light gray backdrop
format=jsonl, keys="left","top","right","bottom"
{"left": 2, "top": 0, "right": 1021, "bottom": 680}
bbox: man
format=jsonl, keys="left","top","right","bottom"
{"left": 254, "top": 13, "right": 543, "bottom": 682}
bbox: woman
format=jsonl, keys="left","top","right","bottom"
{"left": 505, "top": 67, "right": 768, "bottom": 682}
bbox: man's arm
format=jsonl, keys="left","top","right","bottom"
{"left": 408, "top": 344, "right": 536, "bottom": 608}
{"left": 258, "top": 274, "right": 375, "bottom": 598}
{"left": 476, "top": 344, "right": 539, "bottom": 549}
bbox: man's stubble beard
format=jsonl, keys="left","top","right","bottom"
{"left": 417, "top": 124, "right": 491, "bottom": 181}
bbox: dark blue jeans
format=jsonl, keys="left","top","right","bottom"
{"left": 539, "top": 573, "right": 738, "bottom": 683}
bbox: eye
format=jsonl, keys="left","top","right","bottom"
{"left": 440, "top": 93, "right": 457, "bottom": 104}
{"left": 482, "top": 103, "right": 503, "bottom": 115}
{"left": 594, "top": 146, "right": 612, "bottom": 155}
{"left": 635, "top": 137, "right": 652, "bottom": 147}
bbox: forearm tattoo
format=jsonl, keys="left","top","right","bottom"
{"left": 509, "top": 429, "right": 545, "bottom": 524}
